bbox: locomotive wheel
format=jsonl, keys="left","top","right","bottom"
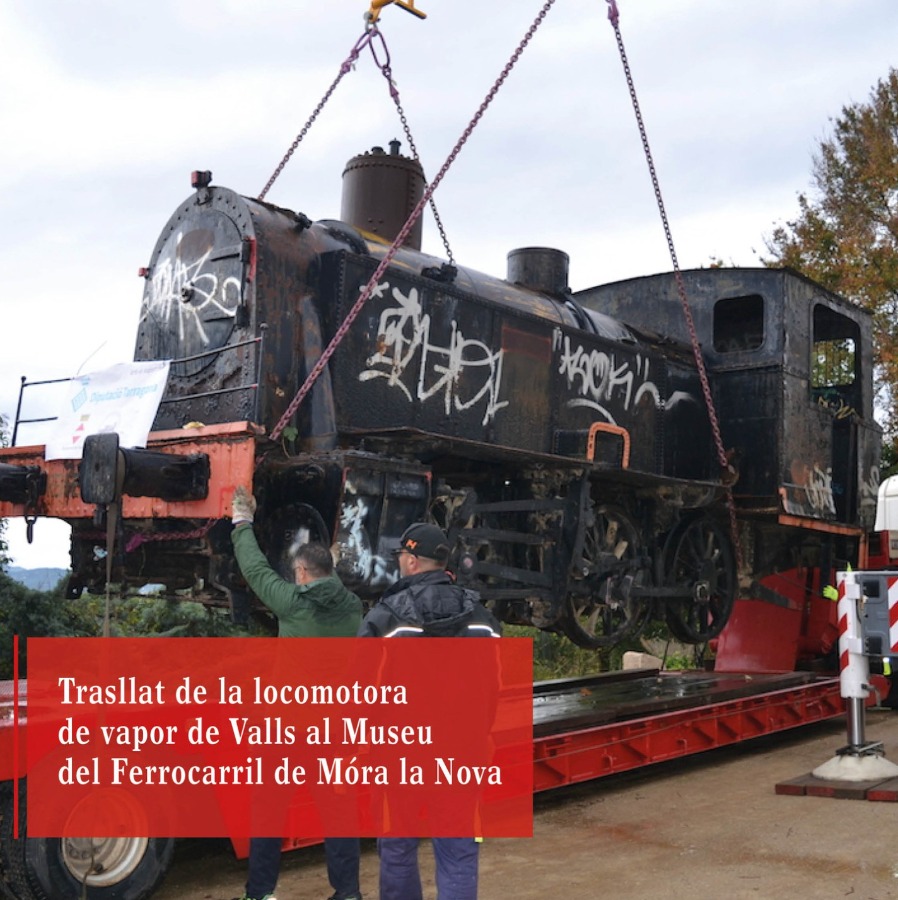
{"left": 662, "top": 516, "right": 736, "bottom": 643}
{"left": 559, "top": 505, "right": 652, "bottom": 650}
{"left": 268, "top": 502, "right": 331, "bottom": 579}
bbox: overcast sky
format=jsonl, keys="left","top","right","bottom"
{"left": 2, "top": 0, "right": 897, "bottom": 569}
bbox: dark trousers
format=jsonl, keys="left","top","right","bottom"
{"left": 378, "top": 837, "right": 479, "bottom": 900}
{"left": 326, "top": 837, "right": 363, "bottom": 898}
{"left": 246, "top": 837, "right": 361, "bottom": 899}
{"left": 245, "top": 837, "right": 281, "bottom": 898}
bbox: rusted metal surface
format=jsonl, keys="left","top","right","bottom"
{"left": 576, "top": 267, "right": 881, "bottom": 530}
{"left": 0, "top": 422, "right": 260, "bottom": 520}
{"left": 341, "top": 143, "right": 425, "bottom": 250}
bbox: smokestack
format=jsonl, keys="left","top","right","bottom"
{"left": 340, "top": 143, "right": 426, "bottom": 250}
{"left": 507, "top": 247, "right": 570, "bottom": 296}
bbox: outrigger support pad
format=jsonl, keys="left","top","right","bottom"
{"left": 79, "top": 432, "right": 210, "bottom": 505}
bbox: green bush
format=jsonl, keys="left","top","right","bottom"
{"left": 0, "top": 574, "right": 259, "bottom": 679}
{"left": 504, "top": 620, "right": 708, "bottom": 681}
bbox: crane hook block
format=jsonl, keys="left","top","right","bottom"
{"left": 366, "top": 0, "right": 427, "bottom": 25}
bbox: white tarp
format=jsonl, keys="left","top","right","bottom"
{"left": 44, "top": 360, "right": 171, "bottom": 460}
{"left": 875, "top": 475, "right": 898, "bottom": 532}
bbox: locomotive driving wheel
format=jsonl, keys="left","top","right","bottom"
{"left": 559, "top": 505, "right": 652, "bottom": 650}
{"left": 662, "top": 515, "right": 736, "bottom": 643}
{"left": 266, "top": 502, "right": 331, "bottom": 578}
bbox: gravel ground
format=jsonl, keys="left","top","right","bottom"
{"left": 153, "top": 708, "right": 898, "bottom": 899}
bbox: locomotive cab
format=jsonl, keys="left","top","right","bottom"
{"left": 577, "top": 267, "right": 881, "bottom": 532}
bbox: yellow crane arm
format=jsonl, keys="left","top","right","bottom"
{"left": 367, "top": 0, "right": 427, "bottom": 24}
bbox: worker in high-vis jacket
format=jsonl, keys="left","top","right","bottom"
{"left": 359, "top": 522, "right": 502, "bottom": 900}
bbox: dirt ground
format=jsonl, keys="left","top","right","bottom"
{"left": 154, "top": 707, "right": 898, "bottom": 900}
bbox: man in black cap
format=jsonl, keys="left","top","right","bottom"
{"left": 358, "top": 522, "right": 502, "bottom": 639}
{"left": 358, "top": 522, "right": 502, "bottom": 899}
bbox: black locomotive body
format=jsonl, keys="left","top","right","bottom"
{"left": 1, "top": 147, "right": 882, "bottom": 650}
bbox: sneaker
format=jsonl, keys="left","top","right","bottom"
{"left": 328, "top": 894, "right": 362, "bottom": 900}
{"left": 232, "top": 895, "right": 277, "bottom": 900}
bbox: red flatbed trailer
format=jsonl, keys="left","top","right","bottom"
{"left": 0, "top": 667, "right": 847, "bottom": 822}
{"left": 530, "top": 668, "right": 845, "bottom": 792}
{"left": 1, "top": 668, "right": 848, "bottom": 793}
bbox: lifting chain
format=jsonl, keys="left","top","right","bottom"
{"left": 257, "top": 28, "right": 375, "bottom": 202}
{"left": 258, "top": 14, "right": 451, "bottom": 274}
{"left": 269, "top": 0, "right": 559, "bottom": 442}
{"left": 125, "top": 520, "right": 215, "bottom": 554}
{"left": 88, "top": 516, "right": 215, "bottom": 636}
{"left": 367, "top": 27, "right": 454, "bottom": 264}
{"left": 605, "top": 0, "right": 742, "bottom": 569}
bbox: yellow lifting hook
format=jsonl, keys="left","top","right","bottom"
{"left": 366, "top": 0, "right": 427, "bottom": 25}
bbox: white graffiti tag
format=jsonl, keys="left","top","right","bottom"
{"left": 860, "top": 464, "right": 881, "bottom": 507}
{"left": 554, "top": 330, "right": 661, "bottom": 423}
{"left": 782, "top": 459, "right": 838, "bottom": 517}
{"left": 359, "top": 282, "right": 508, "bottom": 425}
{"left": 144, "top": 230, "right": 241, "bottom": 345}
{"left": 337, "top": 495, "right": 393, "bottom": 588}
{"left": 804, "top": 465, "right": 837, "bottom": 515}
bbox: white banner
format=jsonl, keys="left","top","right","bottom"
{"left": 44, "top": 360, "right": 171, "bottom": 460}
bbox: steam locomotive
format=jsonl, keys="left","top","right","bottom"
{"left": 0, "top": 143, "right": 882, "bottom": 650}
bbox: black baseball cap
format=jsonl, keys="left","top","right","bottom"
{"left": 393, "top": 523, "right": 450, "bottom": 562}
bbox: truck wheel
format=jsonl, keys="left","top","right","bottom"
{"left": 0, "top": 782, "right": 39, "bottom": 900}
{"left": 26, "top": 835, "right": 174, "bottom": 900}
{"left": 2, "top": 780, "right": 173, "bottom": 900}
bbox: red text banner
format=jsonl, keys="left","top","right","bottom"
{"left": 26, "top": 637, "right": 533, "bottom": 839}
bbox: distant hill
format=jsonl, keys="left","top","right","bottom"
{"left": 6, "top": 567, "right": 68, "bottom": 591}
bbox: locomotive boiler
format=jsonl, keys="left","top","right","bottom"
{"left": 0, "top": 143, "right": 882, "bottom": 652}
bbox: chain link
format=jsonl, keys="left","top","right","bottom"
{"left": 125, "top": 520, "right": 216, "bottom": 554}
{"left": 257, "top": 29, "right": 375, "bottom": 202}
{"left": 367, "top": 28, "right": 455, "bottom": 264}
{"left": 80, "top": 520, "right": 216, "bottom": 555}
{"left": 606, "top": 2, "right": 742, "bottom": 568}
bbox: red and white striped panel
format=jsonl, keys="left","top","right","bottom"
{"left": 888, "top": 576, "right": 898, "bottom": 655}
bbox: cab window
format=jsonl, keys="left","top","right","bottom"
{"left": 811, "top": 304, "right": 860, "bottom": 415}
{"left": 713, "top": 294, "right": 764, "bottom": 353}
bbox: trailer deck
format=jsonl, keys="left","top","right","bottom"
{"left": 532, "top": 668, "right": 844, "bottom": 792}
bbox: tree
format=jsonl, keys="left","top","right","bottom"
{"left": 0, "top": 571, "right": 100, "bottom": 679}
{"left": 764, "top": 68, "right": 898, "bottom": 470}
{"left": 0, "top": 412, "right": 8, "bottom": 571}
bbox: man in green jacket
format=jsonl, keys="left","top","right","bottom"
{"left": 230, "top": 486, "right": 363, "bottom": 900}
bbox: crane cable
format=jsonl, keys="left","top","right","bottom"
{"left": 257, "top": 21, "right": 453, "bottom": 263}
{"left": 269, "top": 0, "right": 559, "bottom": 442}
{"left": 605, "top": 0, "right": 743, "bottom": 569}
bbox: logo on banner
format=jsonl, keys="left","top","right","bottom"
{"left": 44, "top": 360, "right": 171, "bottom": 461}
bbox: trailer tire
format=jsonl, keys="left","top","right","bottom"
{"left": 2, "top": 780, "right": 173, "bottom": 900}
{"left": 0, "top": 783, "right": 40, "bottom": 900}
{"left": 25, "top": 834, "right": 173, "bottom": 900}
